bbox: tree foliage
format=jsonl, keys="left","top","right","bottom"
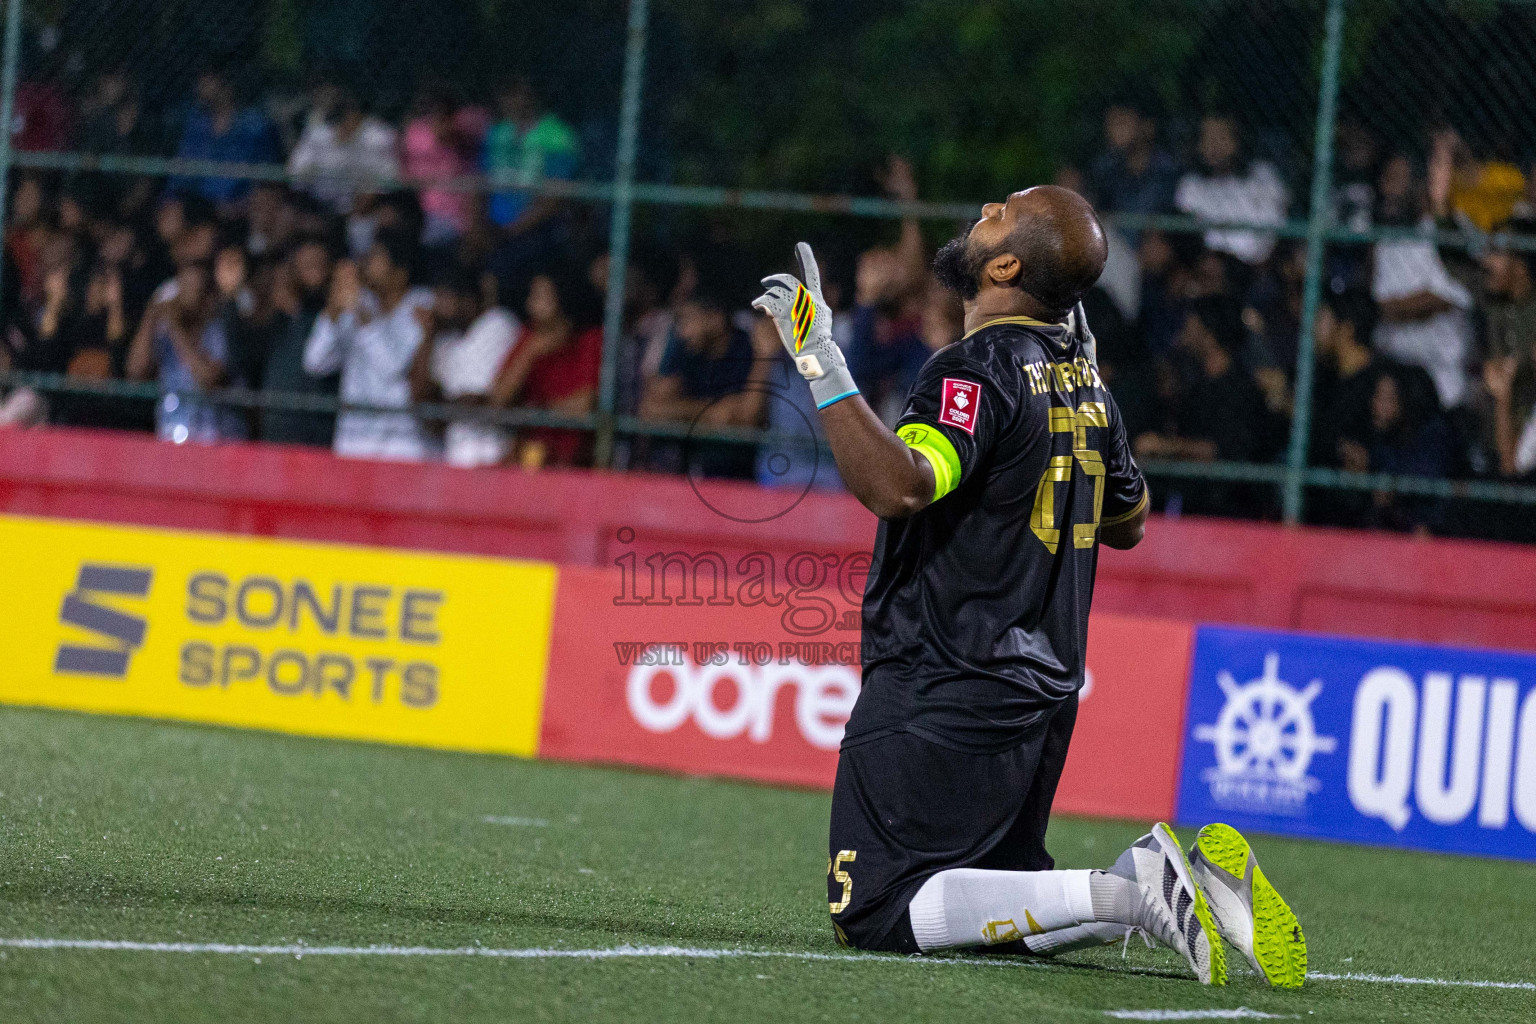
{"left": 649, "top": 0, "right": 1314, "bottom": 200}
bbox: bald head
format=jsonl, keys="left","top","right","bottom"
{"left": 1009, "top": 186, "right": 1108, "bottom": 309}
{"left": 933, "top": 185, "right": 1108, "bottom": 318}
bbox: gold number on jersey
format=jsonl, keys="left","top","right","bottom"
{"left": 1030, "top": 401, "right": 1108, "bottom": 554}
{"left": 828, "top": 850, "right": 856, "bottom": 915}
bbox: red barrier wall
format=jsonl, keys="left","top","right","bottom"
{"left": 541, "top": 567, "right": 857, "bottom": 789}
{"left": 4, "top": 427, "right": 1536, "bottom": 652}
{"left": 1059, "top": 615, "right": 1194, "bottom": 820}
{"left": 541, "top": 564, "right": 1192, "bottom": 818}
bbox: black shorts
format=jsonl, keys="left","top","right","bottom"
{"left": 826, "top": 694, "right": 1078, "bottom": 953}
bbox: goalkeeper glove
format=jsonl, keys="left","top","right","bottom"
{"left": 752, "top": 242, "right": 860, "bottom": 409}
{"left": 1067, "top": 300, "right": 1098, "bottom": 368}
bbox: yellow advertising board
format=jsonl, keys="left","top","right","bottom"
{"left": 0, "top": 515, "right": 557, "bottom": 756}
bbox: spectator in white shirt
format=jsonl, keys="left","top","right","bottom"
{"left": 1175, "top": 114, "right": 1288, "bottom": 265}
{"left": 1370, "top": 155, "right": 1473, "bottom": 409}
{"left": 303, "top": 227, "right": 438, "bottom": 461}
{"left": 287, "top": 89, "right": 400, "bottom": 215}
{"left": 408, "top": 267, "right": 520, "bottom": 468}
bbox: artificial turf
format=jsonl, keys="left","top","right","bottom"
{"left": 0, "top": 706, "right": 1531, "bottom": 1023}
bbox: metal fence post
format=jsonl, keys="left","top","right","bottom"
{"left": 0, "top": 0, "right": 24, "bottom": 318}
{"left": 1283, "top": 0, "right": 1347, "bottom": 524}
{"left": 593, "top": 0, "right": 650, "bottom": 469}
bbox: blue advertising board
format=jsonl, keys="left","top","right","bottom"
{"left": 1177, "top": 626, "right": 1536, "bottom": 861}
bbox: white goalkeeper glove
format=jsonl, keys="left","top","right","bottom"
{"left": 752, "top": 242, "right": 859, "bottom": 409}
{"left": 1067, "top": 300, "right": 1098, "bottom": 369}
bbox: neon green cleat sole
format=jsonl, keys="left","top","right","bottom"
{"left": 1189, "top": 823, "right": 1307, "bottom": 988}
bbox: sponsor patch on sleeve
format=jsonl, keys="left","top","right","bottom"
{"left": 938, "top": 378, "right": 981, "bottom": 434}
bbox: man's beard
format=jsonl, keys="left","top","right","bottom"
{"left": 932, "top": 233, "right": 985, "bottom": 301}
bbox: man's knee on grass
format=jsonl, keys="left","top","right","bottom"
{"left": 829, "top": 909, "right": 921, "bottom": 955}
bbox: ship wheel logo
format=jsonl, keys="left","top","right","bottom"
{"left": 1193, "top": 653, "right": 1337, "bottom": 812}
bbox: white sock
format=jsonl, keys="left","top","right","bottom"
{"left": 1021, "top": 921, "right": 1128, "bottom": 956}
{"left": 907, "top": 868, "right": 1098, "bottom": 952}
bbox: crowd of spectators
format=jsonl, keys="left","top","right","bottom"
{"left": 1064, "top": 97, "right": 1536, "bottom": 539}
{"left": 3, "top": 66, "right": 1536, "bottom": 540}
{"left": 0, "top": 67, "right": 966, "bottom": 496}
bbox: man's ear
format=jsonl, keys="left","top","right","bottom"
{"left": 985, "top": 252, "right": 1021, "bottom": 288}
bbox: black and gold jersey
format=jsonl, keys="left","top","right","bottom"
{"left": 846, "top": 317, "right": 1147, "bottom": 754}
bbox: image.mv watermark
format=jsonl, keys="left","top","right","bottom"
{"left": 611, "top": 526, "right": 865, "bottom": 636}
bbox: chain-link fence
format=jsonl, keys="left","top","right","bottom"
{"left": 4, "top": 0, "right": 1536, "bottom": 540}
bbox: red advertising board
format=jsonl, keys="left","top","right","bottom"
{"left": 1055, "top": 614, "right": 1195, "bottom": 821}
{"left": 540, "top": 565, "right": 862, "bottom": 787}
{"left": 541, "top": 563, "right": 1192, "bottom": 820}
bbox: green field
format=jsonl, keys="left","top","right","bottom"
{"left": 0, "top": 707, "right": 1532, "bottom": 1023}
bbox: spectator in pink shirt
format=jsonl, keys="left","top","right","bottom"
{"left": 401, "top": 91, "right": 471, "bottom": 246}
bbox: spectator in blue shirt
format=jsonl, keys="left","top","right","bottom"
{"left": 170, "top": 69, "right": 280, "bottom": 206}
{"left": 639, "top": 287, "right": 759, "bottom": 478}
{"left": 125, "top": 258, "right": 248, "bottom": 444}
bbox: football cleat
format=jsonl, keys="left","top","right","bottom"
{"left": 1112, "top": 822, "right": 1227, "bottom": 985}
{"left": 1190, "top": 823, "right": 1307, "bottom": 988}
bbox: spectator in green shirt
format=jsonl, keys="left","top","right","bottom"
{"left": 483, "top": 77, "right": 580, "bottom": 233}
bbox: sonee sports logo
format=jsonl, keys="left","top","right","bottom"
{"left": 55, "top": 564, "right": 153, "bottom": 677}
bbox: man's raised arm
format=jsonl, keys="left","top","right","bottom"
{"left": 817, "top": 394, "right": 935, "bottom": 519}
{"left": 753, "top": 243, "right": 936, "bottom": 520}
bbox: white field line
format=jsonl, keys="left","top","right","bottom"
{"left": 1307, "top": 969, "right": 1536, "bottom": 990}
{"left": 0, "top": 938, "right": 1531, "bottom": 992}
{"left": 1105, "top": 1012, "right": 1299, "bottom": 1021}
{"left": 479, "top": 816, "right": 550, "bottom": 827}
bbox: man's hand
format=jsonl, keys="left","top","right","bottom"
{"left": 101, "top": 269, "right": 124, "bottom": 312}
{"left": 326, "top": 260, "right": 362, "bottom": 320}
{"left": 412, "top": 301, "right": 438, "bottom": 340}
{"left": 1067, "top": 301, "right": 1097, "bottom": 368}
{"left": 749, "top": 316, "right": 781, "bottom": 361}
{"left": 42, "top": 266, "right": 69, "bottom": 309}
{"left": 215, "top": 248, "right": 246, "bottom": 300}
{"left": 752, "top": 242, "right": 859, "bottom": 409}
{"left": 755, "top": 245, "right": 930, "bottom": 518}
{"left": 1484, "top": 355, "right": 1518, "bottom": 406}
{"left": 877, "top": 154, "right": 918, "bottom": 204}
